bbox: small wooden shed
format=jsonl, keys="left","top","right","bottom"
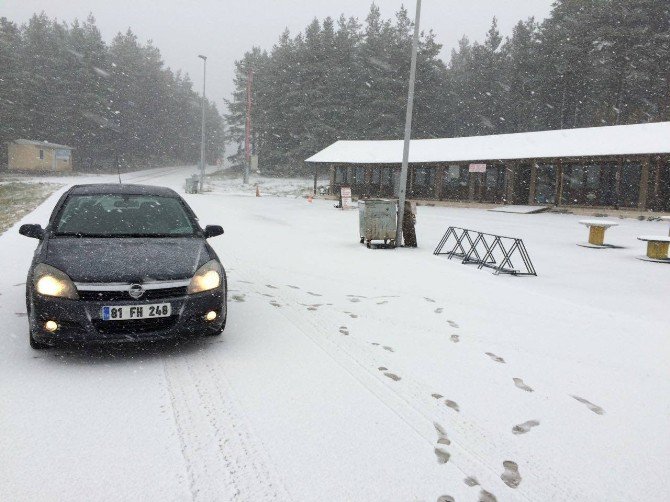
{"left": 7, "top": 139, "right": 74, "bottom": 172}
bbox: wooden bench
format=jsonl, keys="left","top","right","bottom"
{"left": 637, "top": 235, "right": 670, "bottom": 262}
{"left": 578, "top": 220, "right": 619, "bottom": 248}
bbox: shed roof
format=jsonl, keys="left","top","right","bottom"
{"left": 305, "top": 121, "right": 670, "bottom": 164}
{"left": 11, "top": 139, "right": 74, "bottom": 150}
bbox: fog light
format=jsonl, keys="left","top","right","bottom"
{"left": 205, "top": 311, "right": 217, "bottom": 322}
{"left": 45, "top": 320, "right": 58, "bottom": 332}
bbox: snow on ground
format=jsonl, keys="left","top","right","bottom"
{"left": 1, "top": 166, "right": 669, "bottom": 501}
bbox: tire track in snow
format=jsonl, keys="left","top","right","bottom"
{"left": 162, "top": 347, "right": 289, "bottom": 501}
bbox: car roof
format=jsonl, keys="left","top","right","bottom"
{"left": 68, "top": 184, "right": 180, "bottom": 197}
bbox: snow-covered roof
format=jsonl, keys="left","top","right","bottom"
{"left": 11, "top": 139, "right": 73, "bottom": 150}
{"left": 305, "top": 122, "right": 670, "bottom": 164}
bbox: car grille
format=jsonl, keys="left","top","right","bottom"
{"left": 92, "top": 316, "right": 179, "bottom": 334}
{"left": 79, "top": 286, "right": 188, "bottom": 302}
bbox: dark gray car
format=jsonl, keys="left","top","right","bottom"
{"left": 19, "top": 183, "right": 227, "bottom": 349}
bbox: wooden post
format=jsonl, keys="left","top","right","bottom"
{"left": 435, "top": 166, "right": 443, "bottom": 200}
{"left": 528, "top": 161, "right": 537, "bottom": 205}
{"left": 555, "top": 159, "right": 563, "bottom": 206}
{"left": 329, "top": 165, "right": 336, "bottom": 195}
{"left": 505, "top": 162, "right": 515, "bottom": 204}
{"left": 614, "top": 158, "right": 622, "bottom": 209}
{"left": 638, "top": 156, "right": 650, "bottom": 210}
{"left": 652, "top": 156, "right": 661, "bottom": 211}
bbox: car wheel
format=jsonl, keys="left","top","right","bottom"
{"left": 26, "top": 294, "right": 50, "bottom": 350}
{"left": 29, "top": 331, "right": 50, "bottom": 350}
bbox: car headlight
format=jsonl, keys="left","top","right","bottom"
{"left": 188, "top": 260, "right": 222, "bottom": 294}
{"left": 33, "top": 264, "right": 79, "bottom": 299}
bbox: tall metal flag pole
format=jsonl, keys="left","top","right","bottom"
{"left": 395, "top": 0, "right": 422, "bottom": 246}
{"left": 244, "top": 68, "right": 254, "bottom": 184}
{"left": 198, "top": 54, "right": 207, "bottom": 192}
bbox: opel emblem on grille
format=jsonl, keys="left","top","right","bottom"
{"left": 128, "top": 284, "right": 145, "bottom": 299}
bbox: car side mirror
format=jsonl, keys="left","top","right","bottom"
{"left": 204, "top": 225, "right": 224, "bottom": 238}
{"left": 19, "top": 224, "right": 44, "bottom": 240}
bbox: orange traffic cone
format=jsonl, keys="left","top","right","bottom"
{"left": 255, "top": 185, "right": 260, "bottom": 197}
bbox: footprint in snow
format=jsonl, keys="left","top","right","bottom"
{"left": 513, "top": 378, "right": 533, "bottom": 392}
{"left": 434, "top": 447, "right": 451, "bottom": 464}
{"left": 265, "top": 284, "right": 278, "bottom": 289}
{"left": 447, "top": 320, "right": 459, "bottom": 328}
{"left": 347, "top": 294, "right": 366, "bottom": 298}
{"left": 464, "top": 476, "right": 479, "bottom": 487}
{"left": 445, "top": 400, "right": 460, "bottom": 412}
{"left": 239, "top": 280, "right": 253, "bottom": 284}
{"left": 382, "top": 346, "right": 394, "bottom": 352}
{"left": 376, "top": 300, "right": 388, "bottom": 305}
{"left": 378, "top": 366, "right": 388, "bottom": 371}
{"left": 434, "top": 307, "right": 443, "bottom": 314}
{"left": 348, "top": 297, "right": 361, "bottom": 303}
{"left": 348, "top": 313, "right": 358, "bottom": 319}
{"left": 287, "top": 285, "right": 300, "bottom": 289}
{"left": 450, "top": 334, "right": 460, "bottom": 343}
{"left": 339, "top": 327, "right": 349, "bottom": 336}
{"left": 485, "top": 352, "right": 505, "bottom": 363}
{"left": 371, "top": 342, "right": 380, "bottom": 346}
{"left": 269, "top": 301, "right": 281, "bottom": 308}
{"left": 307, "top": 291, "right": 322, "bottom": 297}
{"left": 512, "top": 420, "right": 540, "bottom": 435}
{"left": 424, "top": 297, "right": 436, "bottom": 303}
{"left": 431, "top": 393, "right": 443, "bottom": 399}
{"left": 434, "top": 422, "right": 450, "bottom": 445}
{"left": 479, "top": 489, "right": 498, "bottom": 502}
{"left": 262, "top": 293, "right": 274, "bottom": 298}
{"left": 571, "top": 395, "right": 605, "bottom": 415}
{"left": 437, "top": 496, "right": 455, "bottom": 502}
{"left": 232, "top": 294, "right": 246, "bottom": 302}
{"left": 501, "top": 461, "right": 522, "bottom": 489}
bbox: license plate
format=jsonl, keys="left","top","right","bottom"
{"left": 102, "top": 303, "right": 172, "bottom": 321}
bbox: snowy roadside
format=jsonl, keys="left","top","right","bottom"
{"left": 1, "top": 165, "right": 668, "bottom": 501}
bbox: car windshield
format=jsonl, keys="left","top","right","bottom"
{"left": 54, "top": 194, "right": 196, "bottom": 237}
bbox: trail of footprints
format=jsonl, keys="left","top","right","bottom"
{"left": 236, "top": 281, "right": 606, "bottom": 497}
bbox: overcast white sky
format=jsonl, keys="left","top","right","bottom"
{"left": 2, "top": 0, "right": 554, "bottom": 110}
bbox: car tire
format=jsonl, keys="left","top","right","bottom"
{"left": 29, "top": 331, "right": 50, "bottom": 350}
{"left": 26, "top": 293, "right": 50, "bottom": 350}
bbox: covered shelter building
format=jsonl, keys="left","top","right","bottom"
{"left": 306, "top": 122, "right": 670, "bottom": 211}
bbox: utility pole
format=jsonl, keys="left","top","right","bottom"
{"left": 244, "top": 68, "right": 254, "bottom": 184}
{"left": 198, "top": 54, "right": 207, "bottom": 192}
{"left": 395, "top": 0, "right": 421, "bottom": 247}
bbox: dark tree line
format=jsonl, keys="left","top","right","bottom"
{"left": 226, "top": 0, "right": 670, "bottom": 175}
{"left": 0, "top": 13, "right": 224, "bottom": 170}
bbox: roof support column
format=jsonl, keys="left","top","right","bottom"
{"left": 435, "top": 166, "right": 443, "bottom": 200}
{"left": 638, "top": 156, "right": 650, "bottom": 210}
{"left": 504, "top": 162, "right": 516, "bottom": 204}
{"left": 528, "top": 161, "right": 537, "bottom": 205}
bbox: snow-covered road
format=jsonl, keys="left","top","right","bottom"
{"left": 1, "top": 166, "right": 668, "bottom": 501}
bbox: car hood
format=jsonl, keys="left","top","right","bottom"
{"left": 45, "top": 237, "right": 211, "bottom": 283}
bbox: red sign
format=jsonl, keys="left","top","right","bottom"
{"left": 469, "top": 163, "right": 487, "bottom": 173}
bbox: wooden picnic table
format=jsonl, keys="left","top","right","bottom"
{"left": 578, "top": 220, "right": 619, "bottom": 247}
{"left": 637, "top": 235, "right": 670, "bottom": 261}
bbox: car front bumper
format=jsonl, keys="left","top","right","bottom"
{"left": 30, "top": 288, "right": 226, "bottom": 345}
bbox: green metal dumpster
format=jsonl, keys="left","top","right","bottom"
{"left": 185, "top": 174, "right": 199, "bottom": 194}
{"left": 359, "top": 199, "right": 397, "bottom": 248}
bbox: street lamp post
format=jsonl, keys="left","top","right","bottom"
{"left": 198, "top": 54, "right": 207, "bottom": 193}
{"left": 395, "top": 0, "right": 422, "bottom": 247}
